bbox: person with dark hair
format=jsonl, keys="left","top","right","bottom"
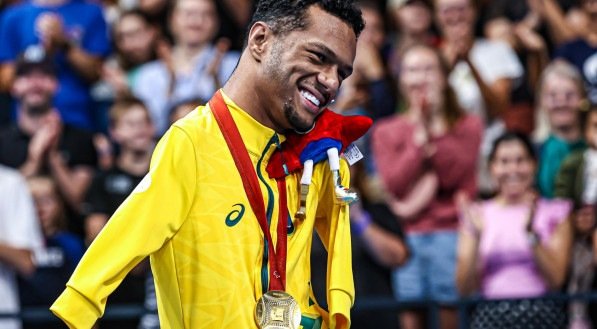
{"left": 0, "top": 51, "right": 97, "bottom": 214}
{"left": 51, "top": 1, "right": 365, "bottom": 328}
{"left": 372, "top": 44, "right": 482, "bottom": 329}
{"left": 456, "top": 131, "right": 573, "bottom": 329}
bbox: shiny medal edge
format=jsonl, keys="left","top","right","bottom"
{"left": 255, "top": 290, "right": 302, "bottom": 329}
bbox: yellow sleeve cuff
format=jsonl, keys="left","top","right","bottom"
{"left": 50, "top": 286, "right": 101, "bottom": 329}
{"left": 328, "top": 288, "right": 353, "bottom": 329}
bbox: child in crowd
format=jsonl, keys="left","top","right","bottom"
{"left": 20, "top": 175, "right": 84, "bottom": 329}
{"left": 83, "top": 97, "right": 155, "bottom": 329}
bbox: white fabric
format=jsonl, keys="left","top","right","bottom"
{"left": 327, "top": 148, "right": 340, "bottom": 171}
{"left": 301, "top": 160, "right": 314, "bottom": 185}
{"left": 583, "top": 149, "right": 597, "bottom": 205}
{"left": 0, "top": 166, "right": 44, "bottom": 329}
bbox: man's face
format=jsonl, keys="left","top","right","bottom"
{"left": 260, "top": 6, "right": 357, "bottom": 132}
{"left": 435, "top": 0, "right": 475, "bottom": 37}
{"left": 111, "top": 105, "right": 155, "bottom": 152}
{"left": 11, "top": 70, "right": 57, "bottom": 113}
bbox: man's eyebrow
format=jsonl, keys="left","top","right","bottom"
{"left": 308, "top": 42, "right": 353, "bottom": 78}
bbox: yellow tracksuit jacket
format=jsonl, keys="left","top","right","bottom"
{"left": 50, "top": 92, "right": 354, "bottom": 328}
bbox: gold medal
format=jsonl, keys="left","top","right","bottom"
{"left": 255, "top": 290, "right": 301, "bottom": 329}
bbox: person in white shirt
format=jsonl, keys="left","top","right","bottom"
{"left": 0, "top": 165, "right": 44, "bottom": 329}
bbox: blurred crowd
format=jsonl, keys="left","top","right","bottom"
{"left": 0, "top": 0, "right": 595, "bottom": 328}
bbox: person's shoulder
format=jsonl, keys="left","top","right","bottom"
{"left": 538, "top": 197, "right": 573, "bottom": 217}
{"left": 171, "top": 103, "right": 212, "bottom": 135}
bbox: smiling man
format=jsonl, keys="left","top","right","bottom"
{"left": 50, "top": 1, "right": 364, "bottom": 328}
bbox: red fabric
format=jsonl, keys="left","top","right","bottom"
{"left": 266, "top": 109, "right": 372, "bottom": 179}
{"left": 371, "top": 114, "right": 483, "bottom": 233}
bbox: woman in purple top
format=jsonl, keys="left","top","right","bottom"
{"left": 456, "top": 132, "right": 573, "bottom": 328}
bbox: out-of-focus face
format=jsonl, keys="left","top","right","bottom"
{"left": 399, "top": 46, "right": 445, "bottom": 110}
{"left": 171, "top": 0, "right": 219, "bottom": 47}
{"left": 393, "top": 1, "right": 432, "bottom": 36}
{"left": 11, "top": 71, "right": 57, "bottom": 113}
{"left": 111, "top": 105, "right": 155, "bottom": 151}
{"left": 115, "top": 14, "right": 156, "bottom": 66}
{"left": 29, "top": 177, "right": 62, "bottom": 236}
{"left": 257, "top": 5, "right": 356, "bottom": 132}
{"left": 490, "top": 140, "right": 536, "bottom": 200}
{"left": 360, "top": 6, "right": 385, "bottom": 50}
{"left": 540, "top": 72, "right": 583, "bottom": 131}
{"left": 582, "top": 0, "right": 597, "bottom": 16}
{"left": 435, "top": 0, "right": 475, "bottom": 38}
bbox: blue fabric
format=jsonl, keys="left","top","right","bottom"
{"left": 0, "top": 1, "right": 111, "bottom": 130}
{"left": 299, "top": 138, "right": 341, "bottom": 164}
{"left": 392, "top": 231, "right": 459, "bottom": 303}
{"left": 554, "top": 39, "right": 597, "bottom": 105}
{"left": 19, "top": 232, "right": 84, "bottom": 306}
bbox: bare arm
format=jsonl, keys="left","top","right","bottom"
{"left": 0, "top": 63, "right": 15, "bottom": 92}
{"left": 455, "top": 202, "right": 483, "bottom": 296}
{"left": 48, "top": 153, "right": 94, "bottom": 211}
{"left": 351, "top": 203, "right": 409, "bottom": 267}
{"left": 388, "top": 170, "right": 439, "bottom": 220}
{"left": 464, "top": 57, "right": 513, "bottom": 121}
{"left": 0, "top": 243, "right": 35, "bottom": 277}
{"left": 531, "top": 218, "right": 573, "bottom": 289}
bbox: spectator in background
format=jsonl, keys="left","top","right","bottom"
{"left": 168, "top": 97, "right": 203, "bottom": 125}
{"left": 19, "top": 175, "right": 84, "bottom": 329}
{"left": 372, "top": 44, "right": 482, "bottom": 329}
{"left": 0, "top": 165, "right": 44, "bottom": 329}
{"left": 484, "top": 14, "right": 549, "bottom": 135}
{"left": 555, "top": 0, "right": 597, "bottom": 105}
{"left": 137, "top": 0, "right": 172, "bottom": 41}
{"left": 555, "top": 104, "right": 597, "bottom": 329}
{"left": 456, "top": 132, "right": 572, "bottom": 329}
{"left": 386, "top": 0, "right": 438, "bottom": 81}
{"left": 0, "top": 52, "right": 96, "bottom": 213}
{"left": 534, "top": 61, "right": 587, "bottom": 198}
{"left": 434, "top": 0, "right": 524, "bottom": 196}
{"left": 132, "top": 0, "right": 240, "bottom": 135}
{"left": 82, "top": 98, "right": 155, "bottom": 329}
{"left": 102, "top": 9, "right": 159, "bottom": 99}
{"left": 0, "top": 0, "right": 111, "bottom": 131}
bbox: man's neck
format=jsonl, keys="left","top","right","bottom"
{"left": 18, "top": 108, "right": 53, "bottom": 136}
{"left": 117, "top": 148, "right": 151, "bottom": 176}
{"left": 222, "top": 71, "right": 281, "bottom": 133}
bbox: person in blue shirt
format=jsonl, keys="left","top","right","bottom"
{"left": 0, "top": 0, "right": 111, "bottom": 131}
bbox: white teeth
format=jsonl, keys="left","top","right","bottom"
{"left": 300, "top": 89, "right": 321, "bottom": 107}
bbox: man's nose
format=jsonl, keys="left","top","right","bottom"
{"left": 317, "top": 66, "right": 340, "bottom": 94}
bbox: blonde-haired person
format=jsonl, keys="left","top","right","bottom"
{"left": 534, "top": 60, "right": 588, "bottom": 198}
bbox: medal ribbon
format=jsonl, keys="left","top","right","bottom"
{"left": 209, "top": 90, "right": 288, "bottom": 291}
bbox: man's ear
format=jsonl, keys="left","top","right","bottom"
{"left": 246, "top": 21, "right": 272, "bottom": 63}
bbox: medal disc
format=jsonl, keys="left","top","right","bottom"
{"left": 255, "top": 290, "right": 301, "bottom": 329}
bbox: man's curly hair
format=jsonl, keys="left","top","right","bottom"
{"left": 248, "top": 0, "right": 365, "bottom": 40}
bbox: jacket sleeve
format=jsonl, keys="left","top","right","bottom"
{"left": 50, "top": 126, "right": 197, "bottom": 329}
{"left": 314, "top": 159, "right": 354, "bottom": 329}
